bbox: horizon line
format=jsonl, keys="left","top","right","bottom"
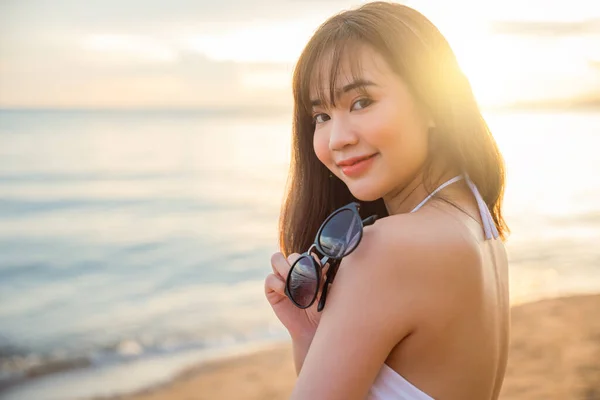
{"left": 1, "top": 95, "right": 600, "bottom": 113}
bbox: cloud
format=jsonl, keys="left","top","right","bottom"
{"left": 2, "top": 0, "right": 599, "bottom": 108}
{"left": 183, "top": 20, "right": 314, "bottom": 63}
{"left": 0, "top": 0, "right": 360, "bottom": 38}
{"left": 0, "top": 0, "right": 355, "bottom": 108}
{"left": 81, "top": 34, "right": 178, "bottom": 64}
{"left": 0, "top": 39, "right": 293, "bottom": 109}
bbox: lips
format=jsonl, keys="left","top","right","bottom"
{"left": 336, "top": 153, "right": 378, "bottom": 167}
{"left": 337, "top": 153, "right": 378, "bottom": 178}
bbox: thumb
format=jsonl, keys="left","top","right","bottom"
{"left": 265, "top": 273, "right": 286, "bottom": 299}
{"left": 287, "top": 252, "right": 302, "bottom": 266}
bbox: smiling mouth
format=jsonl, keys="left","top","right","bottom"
{"left": 337, "top": 153, "right": 378, "bottom": 167}
{"left": 338, "top": 153, "right": 378, "bottom": 177}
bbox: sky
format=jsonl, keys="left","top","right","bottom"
{"left": 1, "top": 0, "right": 599, "bottom": 109}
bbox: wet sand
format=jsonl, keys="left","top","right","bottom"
{"left": 114, "top": 294, "right": 600, "bottom": 400}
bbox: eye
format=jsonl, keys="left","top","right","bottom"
{"left": 313, "top": 113, "right": 331, "bottom": 124}
{"left": 351, "top": 98, "right": 373, "bottom": 111}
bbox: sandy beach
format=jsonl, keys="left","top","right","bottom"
{"left": 113, "top": 294, "right": 600, "bottom": 400}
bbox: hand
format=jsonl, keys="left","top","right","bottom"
{"left": 264, "top": 252, "right": 327, "bottom": 340}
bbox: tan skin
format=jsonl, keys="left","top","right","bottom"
{"left": 265, "top": 46, "right": 509, "bottom": 399}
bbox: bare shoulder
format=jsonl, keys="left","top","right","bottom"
{"left": 335, "top": 210, "right": 483, "bottom": 328}
{"left": 348, "top": 209, "right": 482, "bottom": 276}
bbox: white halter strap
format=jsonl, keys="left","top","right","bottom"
{"left": 464, "top": 175, "right": 500, "bottom": 240}
{"left": 410, "top": 175, "right": 464, "bottom": 213}
{"left": 409, "top": 174, "right": 499, "bottom": 241}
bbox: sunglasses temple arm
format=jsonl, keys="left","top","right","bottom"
{"left": 345, "top": 213, "right": 360, "bottom": 244}
{"left": 362, "top": 214, "right": 378, "bottom": 226}
{"left": 317, "top": 280, "right": 329, "bottom": 312}
{"left": 317, "top": 260, "right": 340, "bottom": 312}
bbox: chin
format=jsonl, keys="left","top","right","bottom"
{"left": 346, "top": 180, "right": 384, "bottom": 202}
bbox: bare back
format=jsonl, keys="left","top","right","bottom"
{"left": 383, "top": 185, "right": 510, "bottom": 399}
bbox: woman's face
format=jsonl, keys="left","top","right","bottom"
{"left": 310, "top": 45, "right": 432, "bottom": 201}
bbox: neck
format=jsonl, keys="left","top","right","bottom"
{"left": 383, "top": 164, "right": 461, "bottom": 215}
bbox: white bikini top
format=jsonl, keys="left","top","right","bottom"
{"left": 367, "top": 174, "right": 499, "bottom": 400}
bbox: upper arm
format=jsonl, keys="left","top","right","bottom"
{"left": 290, "top": 220, "right": 418, "bottom": 400}
{"left": 290, "top": 215, "right": 480, "bottom": 400}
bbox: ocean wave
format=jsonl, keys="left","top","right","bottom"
{"left": 0, "top": 323, "right": 287, "bottom": 394}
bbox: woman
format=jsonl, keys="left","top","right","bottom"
{"left": 264, "top": 2, "right": 510, "bottom": 399}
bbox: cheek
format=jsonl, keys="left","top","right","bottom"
{"left": 357, "top": 104, "right": 405, "bottom": 152}
{"left": 313, "top": 128, "right": 332, "bottom": 166}
{"left": 368, "top": 102, "right": 429, "bottom": 170}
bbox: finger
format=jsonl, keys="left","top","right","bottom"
{"left": 318, "top": 261, "right": 337, "bottom": 294}
{"left": 308, "top": 252, "right": 330, "bottom": 276}
{"left": 319, "top": 258, "right": 331, "bottom": 275}
{"left": 287, "top": 252, "right": 302, "bottom": 265}
{"left": 270, "top": 252, "right": 291, "bottom": 278}
{"left": 264, "top": 273, "right": 286, "bottom": 297}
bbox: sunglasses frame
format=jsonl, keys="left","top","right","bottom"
{"left": 284, "top": 202, "right": 378, "bottom": 312}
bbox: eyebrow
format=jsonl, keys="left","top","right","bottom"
{"left": 310, "top": 79, "right": 377, "bottom": 107}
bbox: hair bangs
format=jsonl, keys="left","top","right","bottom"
{"left": 302, "top": 34, "right": 368, "bottom": 116}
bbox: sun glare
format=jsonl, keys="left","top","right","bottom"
{"left": 434, "top": 10, "right": 596, "bottom": 106}
{"left": 457, "top": 36, "right": 594, "bottom": 106}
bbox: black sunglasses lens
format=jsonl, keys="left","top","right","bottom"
{"left": 318, "top": 209, "right": 362, "bottom": 258}
{"left": 287, "top": 256, "right": 319, "bottom": 308}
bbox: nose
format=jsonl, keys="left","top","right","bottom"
{"left": 329, "top": 116, "right": 359, "bottom": 151}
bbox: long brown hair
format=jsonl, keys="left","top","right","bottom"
{"left": 279, "top": 1, "right": 509, "bottom": 256}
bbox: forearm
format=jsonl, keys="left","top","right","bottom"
{"left": 292, "top": 333, "right": 314, "bottom": 376}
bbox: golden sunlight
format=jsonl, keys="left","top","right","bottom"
{"left": 452, "top": 35, "right": 588, "bottom": 106}
{"left": 418, "top": 2, "right": 597, "bottom": 107}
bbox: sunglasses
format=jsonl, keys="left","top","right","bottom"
{"left": 284, "top": 202, "right": 378, "bottom": 312}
